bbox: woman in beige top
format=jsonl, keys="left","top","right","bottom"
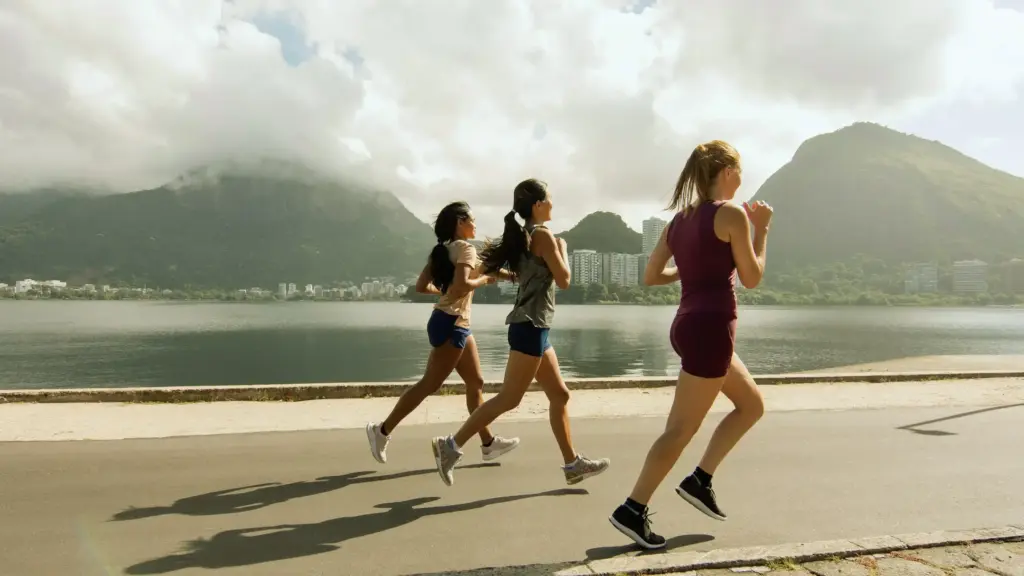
{"left": 366, "top": 201, "right": 520, "bottom": 464}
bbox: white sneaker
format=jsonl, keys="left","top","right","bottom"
{"left": 481, "top": 436, "right": 520, "bottom": 461}
{"left": 366, "top": 422, "right": 390, "bottom": 464}
{"left": 431, "top": 435, "right": 463, "bottom": 486}
{"left": 563, "top": 454, "right": 611, "bottom": 485}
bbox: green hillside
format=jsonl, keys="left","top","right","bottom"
{"left": 557, "top": 211, "right": 642, "bottom": 254}
{"left": 755, "top": 122, "right": 1024, "bottom": 270}
{"left": 0, "top": 162, "right": 434, "bottom": 288}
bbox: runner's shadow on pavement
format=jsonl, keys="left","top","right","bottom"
{"left": 111, "top": 463, "right": 499, "bottom": 521}
{"left": 897, "top": 403, "right": 1024, "bottom": 437}
{"left": 585, "top": 533, "right": 715, "bottom": 561}
{"left": 124, "top": 488, "right": 588, "bottom": 574}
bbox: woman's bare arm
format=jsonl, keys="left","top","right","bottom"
{"left": 415, "top": 263, "right": 441, "bottom": 295}
{"left": 532, "top": 228, "right": 571, "bottom": 289}
{"left": 643, "top": 225, "right": 678, "bottom": 286}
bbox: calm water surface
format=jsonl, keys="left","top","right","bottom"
{"left": 2, "top": 301, "right": 1023, "bottom": 389}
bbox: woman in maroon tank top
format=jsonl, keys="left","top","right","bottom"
{"left": 609, "top": 140, "right": 774, "bottom": 549}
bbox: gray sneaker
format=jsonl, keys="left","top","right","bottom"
{"left": 563, "top": 454, "right": 611, "bottom": 485}
{"left": 431, "top": 435, "right": 463, "bottom": 486}
{"left": 366, "top": 422, "right": 390, "bottom": 464}
{"left": 481, "top": 435, "right": 520, "bottom": 461}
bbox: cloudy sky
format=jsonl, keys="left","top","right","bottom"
{"left": 2, "top": 0, "right": 1022, "bottom": 236}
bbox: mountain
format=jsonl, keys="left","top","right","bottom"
{"left": 755, "top": 122, "right": 1024, "bottom": 270}
{"left": 557, "top": 211, "right": 642, "bottom": 254}
{"left": 0, "top": 161, "right": 434, "bottom": 287}
{"left": 0, "top": 189, "right": 88, "bottom": 227}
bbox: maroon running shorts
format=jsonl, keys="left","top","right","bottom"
{"left": 670, "top": 313, "right": 736, "bottom": 379}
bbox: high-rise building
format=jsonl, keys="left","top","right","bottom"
{"left": 642, "top": 217, "right": 667, "bottom": 255}
{"left": 601, "top": 253, "right": 641, "bottom": 286}
{"left": 571, "top": 249, "right": 603, "bottom": 285}
{"left": 904, "top": 262, "right": 938, "bottom": 294}
{"left": 953, "top": 260, "right": 988, "bottom": 294}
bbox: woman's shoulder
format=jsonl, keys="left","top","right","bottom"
{"left": 448, "top": 239, "right": 478, "bottom": 262}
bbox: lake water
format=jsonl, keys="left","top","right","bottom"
{"left": 1, "top": 301, "right": 1023, "bottom": 389}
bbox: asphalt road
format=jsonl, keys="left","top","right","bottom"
{"left": 1, "top": 403, "right": 1022, "bottom": 576}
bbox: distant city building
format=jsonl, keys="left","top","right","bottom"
{"left": 601, "top": 253, "right": 640, "bottom": 287}
{"left": 953, "top": 259, "right": 988, "bottom": 294}
{"left": 278, "top": 283, "right": 288, "bottom": 298}
{"left": 287, "top": 283, "right": 297, "bottom": 296}
{"left": 642, "top": 216, "right": 673, "bottom": 267}
{"left": 904, "top": 262, "right": 938, "bottom": 294}
{"left": 570, "top": 249, "right": 603, "bottom": 285}
{"left": 642, "top": 217, "right": 666, "bottom": 256}
{"left": 14, "top": 279, "right": 37, "bottom": 293}
{"left": 313, "top": 285, "right": 324, "bottom": 298}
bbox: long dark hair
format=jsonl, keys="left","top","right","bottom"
{"left": 479, "top": 179, "right": 547, "bottom": 279}
{"left": 669, "top": 140, "right": 740, "bottom": 215}
{"left": 429, "top": 201, "right": 473, "bottom": 294}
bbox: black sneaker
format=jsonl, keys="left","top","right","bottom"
{"left": 676, "top": 474, "right": 727, "bottom": 521}
{"left": 608, "top": 504, "right": 666, "bottom": 550}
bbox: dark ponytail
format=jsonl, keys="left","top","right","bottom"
{"left": 480, "top": 179, "right": 547, "bottom": 280}
{"left": 428, "top": 201, "right": 472, "bottom": 294}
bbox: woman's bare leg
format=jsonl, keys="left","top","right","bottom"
{"left": 365, "top": 343, "right": 462, "bottom": 464}
{"left": 534, "top": 347, "right": 575, "bottom": 464}
{"left": 454, "top": 336, "right": 494, "bottom": 445}
{"left": 455, "top": 336, "right": 522, "bottom": 460}
{"left": 608, "top": 369, "right": 724, "bottom": 548}
{"left": 453, "top": 351, "right": 539, "bottom": 447}
{"left": 383, "top": 343, "right": 464, "bottom": 434}
{"left": 696, "top": 354, "right": 764, "bottom": 475}
{"left": 431, "top": 351, "right": 540, "bottom": 485}
{"left": 627, "top": 370, "right": 725, "bottom": 506}
{"left": 536, "top": 347, "right": 611, "bottom": 484}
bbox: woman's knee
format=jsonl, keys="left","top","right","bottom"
{"left": 493, "top": 390, "right": 525, "bottom": 412}
{"left": 547, "top": 386, "right": 570, "bottom": 408}
{"left": 463, "top": 377, "right": 485, "bottom": 394}
{"left": 746, "top": 394, "right": 765, "bottom": 422}
{"left": 736, "top": 385, "right": 765, "bottom": 422}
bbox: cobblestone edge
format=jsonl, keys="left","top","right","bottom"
{"left": 569, "top": 525, "right": 1024, "bottom": 576}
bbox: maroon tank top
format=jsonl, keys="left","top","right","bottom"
{"left": 667, "top": 201, "right": 738, "bottom": 317}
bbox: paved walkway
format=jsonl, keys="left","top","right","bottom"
{"left": 2, "top": 377, "right": 1023, "bottom": 441}
{"left": 1, "top": 401, "right": 1022, "bottom": 575}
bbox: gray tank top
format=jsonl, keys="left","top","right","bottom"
{"left": 506, "top": 223, "right": 557, "bottom": 328}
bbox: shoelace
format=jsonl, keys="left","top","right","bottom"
{"left": 641, "top": 510, "right": 656, "bottom": 536}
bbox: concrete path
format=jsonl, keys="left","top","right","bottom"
{"left": 2, "top": 377, "right": 1023, "bottom": 441}
{"left": 1, "top": 402, "right": 1022, "bottom": 575}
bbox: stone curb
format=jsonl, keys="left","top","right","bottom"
{"left": 1, "top": 370, "right": 1022, "bottom": 404}
{"left": 560, "top": 525, "right": 1024, "bottom": 576}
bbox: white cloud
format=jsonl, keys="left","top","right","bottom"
{"left": 1, "top": 0, "right": 1022, "bottom": 236}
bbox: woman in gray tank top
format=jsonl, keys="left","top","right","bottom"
{"left": 429, "top": 179, "right": 611, "bottom": 487}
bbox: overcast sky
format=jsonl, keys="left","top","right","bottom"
{"left": 2, "top": 0, "right": 1022, "bottom": 236}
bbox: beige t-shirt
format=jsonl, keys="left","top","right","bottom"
{"left": 435, "top": 240, "right": 480, "bottom": 328}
